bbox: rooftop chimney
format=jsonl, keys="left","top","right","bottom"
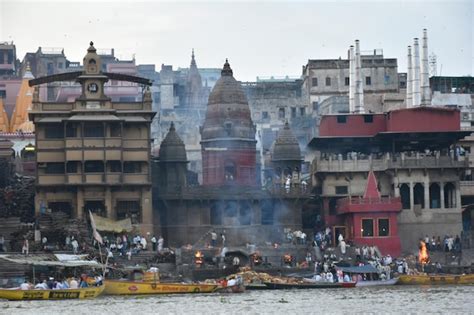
{"left": 349, "top": 45, "right": 355, "bottom": 113}
{"left": 354, "top": 40, "right": 365, "bottom": 113}
{"left": 406, "top": 46, "right": 413, "bottom": 108}
{"left": 412, "top": 38, "right": 421, "bottom": 106}
{"left": 420, "top": 29, "right": 431, "bottom": 106}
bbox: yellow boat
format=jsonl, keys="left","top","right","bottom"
{"left": 104, "top": 280, "right": 220, "bottom": 295}
{"left": 398, "top": 274, "right": 474, "bottom": 285}
{"left": 0, "top": 286, "right": 104, "bottom": 301}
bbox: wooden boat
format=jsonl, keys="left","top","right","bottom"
{"left": 245, "top": 283, "right": 269, "bottom": 290}
{"left": 264, "top": 281, "right": 356, "bottom": 289}
{"left": 398, "top": 274, "right": 474, "bottom": 285}
{"left": 0, "top": 286, "right": 104, "bottom": 301}
{"left": 104, "top": 279, "right": 220, "bottom": 295}
{"left": 356, "top": 278, "right": 399, "bottom": 287}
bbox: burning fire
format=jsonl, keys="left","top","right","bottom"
{"left": 283, "top": 254, "right": 293, "bottom": 265}
{"left": 251, "top": 253, "right": 263, "bottom": 266}
{"left": 418, "top": 240, "right": 430, "bottom": 265}
{"left": 195, "top": 251, "right": 204, "bottom": 265}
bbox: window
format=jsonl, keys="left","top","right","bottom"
{"left": 116, "top": 200, "right": 141, "bottom": 223}
{"left": 278, "top": 108, "right": 285, "bottom": 119}
{"left": 291, "top": 107, "right": 296, "bottom": 118}
{"left": 239, "top": 203, "right": 252, "bottom": 225}
{"left": 362, "top": 219, "right": 374, "bottom": 237}
{"left": 84, "top": 161, "right": 104, "bottom": 173}
{"left": 345, "top": 77, "right": 350, "bottom": 86}
{"left": 47, "top": 63, "right": 54, "bottom": 75}
{"left": 110, "top": 123, "right": 121, "bottom": 137}
{"left": 311, "top": 77, "right": 318, "bottom": 87}
{"left": 66, "top": 123, "right": 77, "bottom": 137}
{"left": 337, "top": 115, "right": 347, "bottom": 123}
{"left": 45, "top": 162, "right": 64, "bottom": 174}
{"left": 66, "top": 161, "right": 78, "bottom": 173}
{"left": 224, "top": 122, "right": 232, "bottom": 136}
{"left": 312, "top": 102, "right": 319, "bottom": 111}
{"left": 45, "top": 124, "right": 64, "bottom": 139}
{"left": 210, "top": 203, "right": 222, "bottom": 225}
{"left": 262, "top": 111, "right": 269, "bottom": 119}
{"left": 261, "top": 207, "right": 273, "bottom": 225}
{"left": 335, "top": 186, "right": 348, "bottom": 194}
{"left": 108, "top": 161, "right": 121, "bottom": 173}
{"left": 123, "top": 161, "right": 141, "bottom": 173}
{"left": 378, "top": 218, "right": 389, "bottom": 237}
{"left": 84, "top": 123, "right": 104, "bottom": 137}
{"left": 325, "top": 77, "right": 331, "bottom": 86}
{"left": 47, "top": 86, "right": 55, "bottom": 101}
{"left": 300, "top": 107, "right": 306, "bottom": 116}
{"left": 364, "top": 115, "right": 373, "bottom": 123}
{"left": 366, "top": 76, "right": 372, "bottom": 85}
{"left": 58, "top": 62, "right": 63, "bottom": 69}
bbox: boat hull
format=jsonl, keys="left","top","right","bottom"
{"left": 355, "top": 278, "right": 398, "bottom": 287}
{"left": 398, "top": 274, "right": 474, "bottom": 285}
{"left": 104, "top": 280, "right": 220, "bottom": 295}
{"left": 0, "top": 286, "right": 104, "bottom": 301}
{"left": 264, "top": 281, "right": 356, "bottom": 289}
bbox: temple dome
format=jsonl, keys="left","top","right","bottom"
{"left": 159, "top": 122, "right": 187, "bottom": 162}
{"left": 271, "top": 122, "right": 301, "bottom": 162}
{"left": 201, "top": 59, "right": 254, "bottom": 141}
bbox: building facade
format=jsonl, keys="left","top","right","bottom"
{"left": 29, "top": 42, "right": 156, "bottom": 234}
{"left": 309, "top": 107, "right": 470, "bottom": 254}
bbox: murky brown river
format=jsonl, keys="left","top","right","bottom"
{"left": 1, "top": 285, "right": 473, "bottom": 314}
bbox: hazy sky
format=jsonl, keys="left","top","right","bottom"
{"left": 0, "top": 0, "right": 472, "bottom": 81}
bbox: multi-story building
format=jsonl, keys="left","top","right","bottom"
{"left": 308, "top": 106, "right": 470, "bottom": 254}
{"left": 0, "top": 41, "right": 18, "bottom": 77}
{"left": 302, "top": 49, "right": 402, "bottom": 117}
{"left": 28, "top": 42, "right": 156, "bottom": 234}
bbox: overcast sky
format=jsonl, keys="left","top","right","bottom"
{"left": 0, "top": 0, "right": 472, "bottom": 81}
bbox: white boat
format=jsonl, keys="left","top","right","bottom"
{"left": 355, "top": 278, "right": 398, "bottom": 287}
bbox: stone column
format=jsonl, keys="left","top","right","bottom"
{"left": 409, "top": 181, "right": 414, "bottom": 210}
{"left": 141, "top": 188, "right": 153, "bottom": 235}
{"left": 394, "top": 177, "right": 400, "bottom": 198}
{"left": 424, "top": 180, "right": 430, "bottom": 209}
{"left": 455, "top": 182, "right": 461, "bottom": 209}
{"left": 77, "top": 188, "right": 84, "bottom": 219}
{"left": 105, "top": 188, "right": 113, "bottom": 219}
{"left": 440, "top": 182, "right": 445, "bottom": 210}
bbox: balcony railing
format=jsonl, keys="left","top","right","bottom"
{"left": 315, "top": 153, "right": 468, "bottom": 172}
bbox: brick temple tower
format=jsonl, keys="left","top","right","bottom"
{"left": 200, "top": 59, "right": 257, "bottom": 186}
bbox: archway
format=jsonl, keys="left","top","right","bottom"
{"left": 400, "top": 183, "right": 410, "bottom": 209}
{"left": 429, "top": 183, "right": 441, "bottom": 209}
{"left": 444, "top": 182, "right": 456, "bottom": 208}
{"left": 413, "top": 183, "right": 424, "bottom": 208}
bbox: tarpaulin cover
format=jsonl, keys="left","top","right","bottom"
{"left": 91, "top": 213, "right": 133, "bottom": 232}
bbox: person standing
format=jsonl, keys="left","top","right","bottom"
{"left": 71, "top": 237, "right": 79, "bottom": 254}
{"left": 339, "top": 239, "right": 346, "bottom": 255}
{"left": 151, "top": 235, "right": 157, "bottom": 251}
{"left": 210, "top": 231, "right": 217, "bottom": 247}
{"left": 221, "top": 233, "right": 226, "bottom": 247}
{"left": 157, "top": 236, "right": 164, "bottom": 253}
{"left": 0, "top": 234, "right": 4, "bottom": 252}
{"left": 22, "top": 239, "right": 29, "bottom": 255}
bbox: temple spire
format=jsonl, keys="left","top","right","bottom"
{"left": 221, "top": 58, "right": 233, "bottom": 76}
{"left": 190, "top": 48, "right": 197, "bottom": 68}
{"left": 363, "top": 171, "right": 381, "bottom": 199}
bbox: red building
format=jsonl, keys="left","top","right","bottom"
{"left": 309, "top": 106, "right": 470, "bottom": 254}
{"left": 200, "top": 60, "right": 257, "bottom": 186}
{"left": 337, "top": 171, "right": 402, "bottom": 256}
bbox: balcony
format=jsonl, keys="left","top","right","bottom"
{"left": 37, "top": 151, "right": 65, "bottom": 163}
{"left": 122, "top": 174, "right": 149, "bottom": 184}
{"left": 38, "top": 174, "right": 65, "bottom": 185}
{"left": 123, "top": 139, "right": 148, "bottom": 149}
{"left": 123, "top": 151, "right": 148, "bottom": 161}
{"left": 460, "top": 181, "right": 474, "bottom": 196}
{"left": 84, "top": 174, "right": 104, "bottom": 184}
{"left": 314, "top": 153, "right": 468, "bottom": 173}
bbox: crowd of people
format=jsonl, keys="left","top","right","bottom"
{"left": 18, "top": 274, "right": 103, "bottom": 290}
{"left": 98, "top": 233, "right": 165, "bottom": 261}
{"left": 422, "top": 234, "right": 463, "bottom": 253}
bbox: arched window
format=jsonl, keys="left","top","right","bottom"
{"left": 400, "top": 183, "right": 410, "bottom": 209}
{"left": 224, "top": 161, "right": 236, "bottom": 182}
{"left": 444, "top": 182, "right": 456, "bottom": 208}
{"left": 413, "top": 183, "right": 424, "bottom": 208}
{"left": 429, "top": 183, "right": 441, "bottom": 209}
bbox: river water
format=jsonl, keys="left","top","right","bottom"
{"left": 1, "top": 285, "right": 473, "bottom": 314}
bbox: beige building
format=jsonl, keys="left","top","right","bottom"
{"left": 29, "top": 42, "right": 156, "bottom": 234}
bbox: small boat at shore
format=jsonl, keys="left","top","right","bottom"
{"left": 264, "top": 281, "right": 356, "bottom": 289}
{"left": 398, "top": 274, "right": 474, "bottom": 285}
{"left": 0, "top": 286, "right": 104, "bottom": 301}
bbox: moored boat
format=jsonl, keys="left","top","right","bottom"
{"left": 0, "top": 286, "right": 104, "bottom": 301}
{"left": 104, "top": 279, "right": 220, "bottom": 295}
{"left": 264, "top": 281, "right": 356, "bottom": 289}
{"left": 398, "top": 274, "right": 474, "bottom": 285}
{"left": 356, "top": 278, "right": 398, "bottom": 287}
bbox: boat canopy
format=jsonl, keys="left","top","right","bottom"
{"left": 336, "top": 265, "right": 379, "bottom": 274}
{"left": 0, "top": 254, "right": 103, "bottom": 267}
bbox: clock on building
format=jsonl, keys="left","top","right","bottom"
{"left": 87, "top": 82, "right": 98, "bottom": 93}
